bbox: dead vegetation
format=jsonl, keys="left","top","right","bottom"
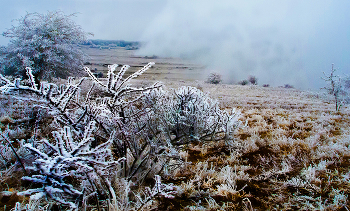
{"left": 153, "top": 81, "right": 350, "bottom": 210}
{"left": 0, "top": 70, "right": 349, "bottom": 210}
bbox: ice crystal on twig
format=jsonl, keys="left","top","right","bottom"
{"left": 19, "top": 122, "right": 124, "bottom": 209}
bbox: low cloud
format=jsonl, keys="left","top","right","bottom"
{"left": 138, "top": 0, "right": 350, "bottom": 89}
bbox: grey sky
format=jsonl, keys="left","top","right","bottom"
{"left": 1, "top": 0, "right": 349, "bottom": 89}
{"left": 0, "top": 0, "right": 167, "bottom": 44}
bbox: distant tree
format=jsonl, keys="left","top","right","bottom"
{"left": 0, "top": 11, "right": 91, "bottom": 85}
{"left": 322, "top": 64, "right": 348, "bottom": 111}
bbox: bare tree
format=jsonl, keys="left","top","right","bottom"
{"left": 322, "top": 64, "right": 348, "bottom": 111}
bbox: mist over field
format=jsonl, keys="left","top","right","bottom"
{"left": 1, "top": 0, "right": 350, "bottom": 89}
{"left": 138, "top": 0, "right": 350, "bottom": 89}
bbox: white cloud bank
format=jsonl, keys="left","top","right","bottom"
{"left": 138, "top": 0, "right": 350, "bottom": 89}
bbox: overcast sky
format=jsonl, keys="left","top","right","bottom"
{"left": 0, "top": 0, "right": 167, "bottom": 44}
{"left": 1, "top": 0, "right": 350, "bottom": 89}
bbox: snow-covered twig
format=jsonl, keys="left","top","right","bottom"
{"left": 19, "top": 122, "right": 125, "bottom": 209}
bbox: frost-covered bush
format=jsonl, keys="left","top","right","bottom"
{"left": 238, "top": 80, "right": 249, "bottom": 86}
{"left": 206, "top": 72, "right": 222, "bottom": 84}
{"left": 283, "top": 84, "right": 294, "bottom": 89}
{"left": 0, "top": 62, "right": 241, "bottom": 209}
{"left": 237, "top": 76, "right": 258, "bottom": 86}
{"left": 145, "top": 86, "right": 240, "bottom": 145}
{"left": 0, "top": 63, "right": 179, "bottom": 209}
{"left": 1, "top": 11, "right": 90, "bottom": 82}
{"left": 248, "top": 75, "right": 258, "bottom": 85}
{"left": 19, "top": 122, "right": 124, "bottom": 209}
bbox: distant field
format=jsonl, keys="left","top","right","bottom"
{"left": 81, "top": 46, "right": 207, "bottom": 81}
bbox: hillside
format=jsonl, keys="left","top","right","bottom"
{"left": 0, "top": 47, "right": 349, "bottom": 210}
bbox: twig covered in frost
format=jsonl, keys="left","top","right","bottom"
{"left": 0, "top": 132, "right": 27, "bottom": 174}
{"left": 19, "top": 121, "right": 125, "bottom": 209}
{"left": 84, "top": 62, "right": 161, "bottom": 101}
{"left": 135, "top": 175, "right": 177, "bottom": 211}
{"left": 0, "top": 68, "right": 87, "bottom": 132}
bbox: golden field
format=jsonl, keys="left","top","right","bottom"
{"left": 0, "top": 47, "right": 349, "bottom": 210}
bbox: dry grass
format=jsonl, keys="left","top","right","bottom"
{"left": 151, "top": 80, "right": 350, "bottom": 210}
{"left": 1, "top": 48, "right": 349, "bottom": 210}
{"left": 2, "top": 80, "right": 349, "bottom": 210}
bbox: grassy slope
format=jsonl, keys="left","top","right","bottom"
{"left": 156, "top": 81, "right": 350, "bottom": 210}
{"left": 0, "top": 47, "right": 349, "bottom": 210}
{"left": 1, "top": 80, "right": 349, "bottom": 210}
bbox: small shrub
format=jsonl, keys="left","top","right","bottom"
{"left": 284, "top": 84, "right": 294, "bottom": 89}
{"left": 145, "top": 86, "right": 240, "bottom": 145}
{"left": 238, "top": 80, "right": 249, "bottom": 86}
{"left": 206, "top": 73, "right": 222, "bottom": 84}
{"left": 263, "top": 84, "right": 270, "bottom": 87}
{"left": 97, "top": 72, "right": 103, "bottom": 78}
{"left": 248, "top": 75, "right": 258, "bottom": 85}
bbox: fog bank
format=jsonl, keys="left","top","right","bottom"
{"left": 138, "top": 0, "right": 350, "bottom": 89}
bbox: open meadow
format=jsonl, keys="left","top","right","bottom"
{"left": 0, "top": 47, "right": 349, "bottom": 210}
{"left": 81, "top": 46, "right": 206, "bottom": 82}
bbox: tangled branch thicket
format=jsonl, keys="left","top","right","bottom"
{"left": 0, "top": 62, "right": 240, "bottom": 210}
